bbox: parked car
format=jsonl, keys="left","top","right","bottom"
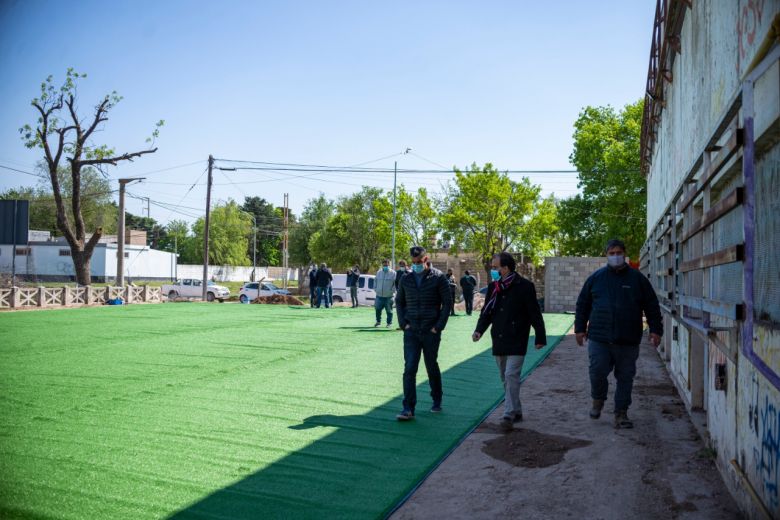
{"left": 331, "top": 273, "right": 376, "bottom": 306}
{"left": 239, "top": 281, "right": 291, "bottom": 303}
{"left": 162, "top": 279, "right": 230, "bottom": 302}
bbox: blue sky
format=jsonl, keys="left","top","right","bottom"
{"left": 0, "top": 1, "right": 654, "bottom": 223}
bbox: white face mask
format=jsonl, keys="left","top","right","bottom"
{"left": 607, "top": 255, "right": 624, "bottom": 268}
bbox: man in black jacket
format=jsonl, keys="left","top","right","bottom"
{"left": 459, "top": 270, "right": 477, "bottom": 315}
{"left": 575, "top": 239, "right": 663, "bottom": 429}
{"left": 315, "top": 263, "right": 333, "bottom": 308}
{"left": 473, "top": 252, "right": 546, "bottom": 431}
{"left": 395, "top": 245, "right": 452, "bottom": 421}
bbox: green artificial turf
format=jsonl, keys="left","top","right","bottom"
{"left": 0, "top": 304, "right": 573, "bottom": 519}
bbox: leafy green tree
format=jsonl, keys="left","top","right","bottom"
{"left": 558, "top": 99, "right": 646, "bottom": 256}
{"left": 19, "top": 69, "right": 163, "bottom": 284}
{"left": 439, "top": 163, "right": 544, "bottom": 272}
{"left": 242, "top": 196, "right": 283, "bottom": 266}
{"left": 393, "top": 186, "right": 438, "bottom": 257}
{"left": 514, "top": 194, "right": 559, "bottom": 264}
{"left": 309, "top": 187, "right": 392, "bottom": 272}
{"left": 158, "top": 219, "right": 200, "bottom": 264}
{"left": 289, "top": 194, "right": 334, "bottom": 267}
{"left": 1, "top": 165, "right": 118, "bottom": 237}
{"left": 192, "top": 200, "right": 251, "bottom": 265}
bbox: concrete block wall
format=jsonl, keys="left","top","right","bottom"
{"left": 543, "top": 257, "right": 604, "bottom": 313}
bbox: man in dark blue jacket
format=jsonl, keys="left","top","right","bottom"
{"left": 394, "top": 245, "right": 452, "bottom": 420}
{"left": 575, "top": 239, "right": 663, "bottom": 429}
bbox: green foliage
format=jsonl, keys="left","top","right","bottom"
{"left": 439, "top": 163, "right": 548, "bottom": 269}
{"left": 558, "top": 99, "right": 646, "bottom": 257}
{"left": 289, "top": 194, "right": 335, "bottom": 267}
{"left": 309, "top": 187, "right": 393, "bottom": 272}
{"left": 242, "top": 196, "right": 284, "bottom": 266}
{"left": 192, "top": 200, "right": 251, "bottom": 265}
{"left": 393, "top": 186, "right": 437, "bottom": 257}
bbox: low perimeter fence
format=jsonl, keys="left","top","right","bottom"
{"left": 0, "top": 286, "right": 162, "bottom": 310}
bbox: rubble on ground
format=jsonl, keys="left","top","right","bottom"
{"left": 252, "top": 294, "right": 305, "bottom": 305}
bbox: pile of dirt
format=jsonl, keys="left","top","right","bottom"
{"left": 252, "top": 294, "right": 305, "bottom": 305}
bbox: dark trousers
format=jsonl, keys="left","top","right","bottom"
{"left": 463, "top": 292, "right": 474, "bottom": 315}
{"left": 309, "top": 284, "right": 317, "bottom": 307}
{"left": 449, "top": 288, "right": 456, "bottom": 315}
{"left": 588, "top": 340, "right": 640, "bottom": 412}
{"left": 402, "top": 328, "right": 443, "bottom": 411}
{"left": 350, "top": 286, "right": 358, "bottom": 307}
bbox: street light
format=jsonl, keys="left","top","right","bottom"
{"left": 391, "top": 148, "right": 411, "bottom": 267}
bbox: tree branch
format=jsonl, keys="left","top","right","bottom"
{"left": 79, "top": 147, "right": 157, "bottom": 166}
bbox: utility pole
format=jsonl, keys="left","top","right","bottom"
{"left": 117, "top": 177, "right": 144, "bottom": 286}
{"left": 202, "top": 155, "right": 214, "bottom": 301}
{"left": 392, "top": 161, "right": 397, "bottom": 267}
{"left": 391, "top": 148, "right": 411, "bottom": 267}
{"left": 283, "top": 193, "right": 289, "bottom": 290}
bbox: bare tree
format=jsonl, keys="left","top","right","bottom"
{"left": 20, "top": 69, "right": 163, "bottom": 285}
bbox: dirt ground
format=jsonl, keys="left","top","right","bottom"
{"left": 391, "top": 332, "right": 742, "bottom": 520}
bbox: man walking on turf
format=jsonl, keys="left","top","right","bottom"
{"left": 460, "top": 270, "right": 477, "bottom": 316}
{"left": 575, "top": 239, "right": 663, "bottom": 429}
{"left": 374, "top": 259, "right": 396, "bottom": 327}
{"left": 472, "top": 252, "right": 547, "bottom": 432}
{"left": 308, "top": 265, "right": 318, "bottom": 308}
{"left": 395, "top": 245, "right": 452, "bottom": 420}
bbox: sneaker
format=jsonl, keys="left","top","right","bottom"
{"left": 374, "top": 322, "right": 381, "bottom": 327}
{"left": 386, "top": 323, "right": 392, "bottom": 328}
{"left": 590, "top": 399, "right": 605, "bottom": 419}
{"left": 431, "top": 402, "right": 442, "bottom": 413}
{"left": 499, "top": 416, "right": 514, "bottom": 432}
{"left": 513, "top": 412, "right": 523, "bottom": 423}
{"left": 396, "top": 409, "right": 415, "bottom": 421}
{"left": 614, "top": 410, "right": 634, "bottom": 429}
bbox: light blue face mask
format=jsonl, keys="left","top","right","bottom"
{"left": 490, "top": 269, "right": 501, "bottom": 281}
{"left": 411, "top": 263, "right": 424, "bottom": 274}
{"left": 382, "top": 266, "right": 389, "bottom": 272}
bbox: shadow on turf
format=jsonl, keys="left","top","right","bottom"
{"left": 167, "top": 331, "right": 567, "bottom": 520}
{"left": 167, "top": 351, "right": 502, "bottom": 520}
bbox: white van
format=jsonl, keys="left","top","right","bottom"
{"left": 331, "top": 273, "right": 376, "bottom": 306}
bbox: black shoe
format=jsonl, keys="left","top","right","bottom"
{"left": 431, "top": 402, "right": 442, "bottom": 413}
{"left": 513, "top": 412, "right": 523, "bottom": 423}
{"left": 396, "top": 409, "right": 415, "bottom": 421}
{"left": 499, "top": 417, "right": 514, "bottom": 432}
{"left": 614, "top": 410, "right": 633, "bottom": 429}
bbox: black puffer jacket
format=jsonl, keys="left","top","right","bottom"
{"left": 475, "top": 274, "right": 547, "bottom": 356}
{"left": 395, "top": 268, "right": 452, "bottom": 332}
{"left": 575, "top": 265, "right": 663, "bottom": 346}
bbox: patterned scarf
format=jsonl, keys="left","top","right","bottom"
{"left": 481, "top": 271, "right": 517, "bottom": 316}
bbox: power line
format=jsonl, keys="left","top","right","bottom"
{"left": 0, "top": 164, "right": 43, "bottom": 178}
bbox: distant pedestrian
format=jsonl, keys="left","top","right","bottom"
{"left": 575, "top": 239, "right": 663, "bottom": 429}
{"left": 347, "top": 265, "right": 360, "bottom": 307}
{"left": 315, "top": 263, "right": 333, "bottom": 308}
{"left": 446, "top": 268, "right": 458, "bottom": 316}
{"left": 374, "top": 259, "right": 396, "bottom": 327}
{"left": 395, "top": 245, "right": 452, "bottom": 420}
{"left": 472, "top": 252, "right": 547, "bottom": 431}
{"left": 460, "top": 270, "right": 477, "bottom": 315}
{"left": 395, "top": 260, "right": 410, "bottom": 291}
{"left": 308, "top": 265, "right": 318, "bottom": 308}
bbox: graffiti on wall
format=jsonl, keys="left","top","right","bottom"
{"left": 737, "top": 0, "right": 767, "bottom": 74}
{"left": 748, "top": 370, "right": 780, "bottom": 510}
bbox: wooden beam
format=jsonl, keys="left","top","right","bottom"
{"left": 679, "top": 294, "right": 746, "bottom": 320}
{"left": 679, "top": 244, "right": 745, "bottom": 272}
{"left": 680, "top": 187, "right": 744, "bottom": 243}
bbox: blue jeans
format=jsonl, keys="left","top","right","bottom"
{"left": 402, "top": 328, "right": 442, "bottom": 411}
{"left": 588, "top": 340, "right": 640, "bottom": 412}
{"left": 375, "top": 296, "right": 393, "bottom": 325}
{"left": 316, "top": 287, "right": 329, "bottom": 308}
